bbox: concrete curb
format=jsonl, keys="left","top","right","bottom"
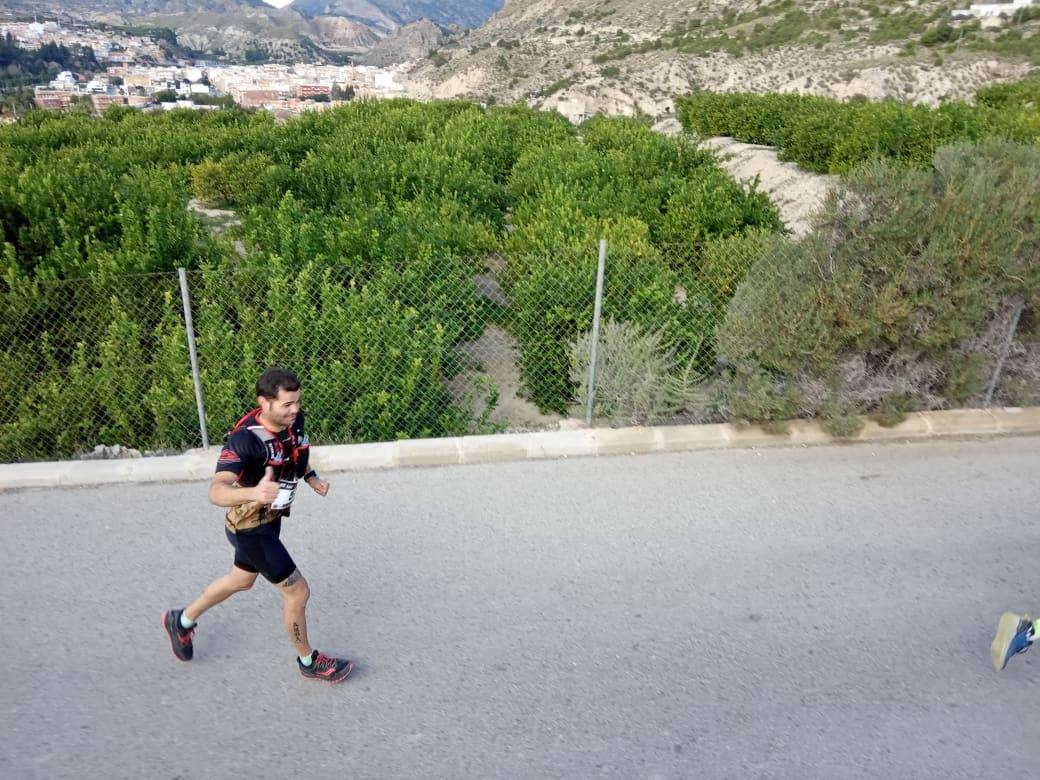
{"left": 3, "top": 407, "right": 1039, "bottom": 491}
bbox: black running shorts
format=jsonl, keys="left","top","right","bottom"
{"left": 225, "top": 519, "right": 297, "bottom": 584}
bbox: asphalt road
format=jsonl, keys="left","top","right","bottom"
{"left": 2, "top": 436, "right": 1039, "bottom": 779}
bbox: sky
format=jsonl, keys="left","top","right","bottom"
{"left": 261, "top": 0, "right": 294, "bottom": 7}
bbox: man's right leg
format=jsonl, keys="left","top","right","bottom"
{"left": 185, "top": 565, "right": 259, "bottom": 622}
{"left": 163, "top": 565, "right": 258, "bottom": 661}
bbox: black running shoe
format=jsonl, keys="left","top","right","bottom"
{"left": 298, "top": 650, "right": 353, "bottom": 682}
{"left": 162, "top": 609, "right": 195, "bottom": 662}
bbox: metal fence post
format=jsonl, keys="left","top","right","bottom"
{"left": 585, "top": 239, "right": 608, "bottom": 426}
{"left": 178, "top": 268, "right": 210, "bottom": 446}
{"left": 983, "top": 299, "right": 1025, "bottom": 408}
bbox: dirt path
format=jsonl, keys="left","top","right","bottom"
{"left": 448, "top": 321, "right": 563, "bottom": 432}
{"left": 653, "top": 118, "right": 836, "bottom": 237}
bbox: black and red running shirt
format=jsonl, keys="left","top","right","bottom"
{"left": 214, "top": 408, "right": 311, "bottom": 488}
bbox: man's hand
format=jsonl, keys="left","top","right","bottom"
{"left": 306, "top": 475, "right": 330, "bottom": 496}
{"left": 253, "top": 466, "right": 281, "bottom": 504}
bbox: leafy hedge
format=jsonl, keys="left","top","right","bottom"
{"left": 975, "top": 78, "right": 1040, "bottom": 109}
{"left": 0, "top": 268, "right": 197, "bottom": 459}
{"left": 676, "top": 86, "right": 1040, "bottom": 173}
{"left": 503, "top": 117, "right": 781, "bottom": 411}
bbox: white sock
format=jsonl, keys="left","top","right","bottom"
{"left": 180, "top": 612, "right": 196, "bottom": 630}
{"left": 299, "top": 652, "right": 314, "bottom": 666}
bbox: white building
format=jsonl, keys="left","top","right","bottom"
{"left": 49, "top": 71, "right": 76, "bottom": 91}
{"left": 951, "top": 0, "right": 1038, "bottom": 19}
{"left": 373, "top": 70, "right": 405, "bottom": 93}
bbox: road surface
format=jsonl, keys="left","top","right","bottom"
{"left": 2, "top": 435, "right": 1038, "bottom": 779}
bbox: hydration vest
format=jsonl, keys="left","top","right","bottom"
{"left": 228, "top": 408, "right": 304, "bottom": 475}
{"left": 223, "top": 409, "right": 306, "bottom": 533}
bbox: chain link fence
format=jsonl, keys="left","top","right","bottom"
{"left": 1, "top": 239, "right": 1035, "bottom": 463}
{"left": 0, "top": 271, "right": 199, "bottom": 461}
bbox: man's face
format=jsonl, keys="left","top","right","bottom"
{"left": 259, "top": 387, "right": 301, "bottom": 430}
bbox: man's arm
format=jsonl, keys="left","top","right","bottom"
{"left": 209, "top": 468, "right": 280, "bottom": 507}
{"left": 306, "top": 473, "right": 330, "bottom": 496}
{"left": 294, "top": 411, "right": 329, "bottom": 496}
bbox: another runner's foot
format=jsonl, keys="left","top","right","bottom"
{"left": 298, "top": 651, "right": 353, "bottom": 682}
{"left": 162, "top": 609, "right": 195, "bottom": 662}
{"left": 991, "top": 612, "right": 1034, "bottom": 671}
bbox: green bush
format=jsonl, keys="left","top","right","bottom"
{"left": 503, "top": 217, "right": 690, "bottom": 413}
{"left": 0, "top": 269, "right": 199, "bottom": 460}
{"left": 657, "top": 171, "right": 782, "bottom": 250}
{"left": 502, "top": 117, "right": 782, "bottom": 411}
{"left": 190, "top": 158, "right": 233, "bottom": 205}
{"left": 716, "top": 140, "right": 1040, "bottom": 428}
{"left": 975, "top": 78, "right": 1040, "bottom": 109}
{"left": 676, "top": 86, "right": 1040, "bottom": 173}
{"left": 192, "top": 260, "right": 473, "bottom": 444}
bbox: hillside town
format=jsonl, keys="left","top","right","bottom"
{"left": 0, "top": 19, "right": 413, "bottom": 116}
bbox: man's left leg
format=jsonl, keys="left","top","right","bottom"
{"left": 279, "top": 569, "right": 312, "bottom": 658}
{"left": 276, "top": 568, "right": 353, "bottom": 683}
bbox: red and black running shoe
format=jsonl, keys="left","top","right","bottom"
{"left": 298, "top": 651, "right": 353, "bottom": 682}
{"left": 162, "top": 609, "right": 195, "bottom": 662}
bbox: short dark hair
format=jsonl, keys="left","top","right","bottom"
{"left": 256, "top": 367, "right": 300, "bottom": 400}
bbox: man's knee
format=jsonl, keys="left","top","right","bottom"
{"left": 279, "top": 569, "right": 309, "bottom": 603}
{"left": 231, "top": 566, "right": 258, "bottom": 592}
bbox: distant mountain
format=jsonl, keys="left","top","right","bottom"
{"left": 288, "top": 0, "right": 397, "bottom": 34}
{"left": 357, "top": 18, "right": 453, "bottom": 66}
{"left": 291, "top": 0, "right": 501, "bottom": 31}
{"left": 24, "top": 0, "right": 276, "bottom": 14}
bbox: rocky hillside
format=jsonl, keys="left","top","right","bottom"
{"left": 409, "top": 0, "right": 1039, "bottom": 119}
{"left": 357, "top": 19, "right": 456, "bottom": 66}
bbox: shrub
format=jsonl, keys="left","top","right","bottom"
{"left": 192, "top": 260, "right": 474, "bottom": 444}
{"left": 569, "top": 319, "right": 703, "bottom": 424}
{"left": 676, "top": 86, "right": 1040, "bottom": 173}
{"left": 716, "top": 140, "right": 1040, "bottom": 427}
{"left": 975, "top": 78, "right": 1040, "bottom": 109}
{"left": 190, "top": 158, "right": 233, "bottom": 205}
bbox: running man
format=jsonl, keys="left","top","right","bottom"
{"left": 991, "top": 612, "right": 1037, "bottom": 670}
{"left": 162, "top": 367, "right": 353, "bottom": 682}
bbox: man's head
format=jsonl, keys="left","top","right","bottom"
{"left": 256, "top": 367, "right": 301, "bottom": 431}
